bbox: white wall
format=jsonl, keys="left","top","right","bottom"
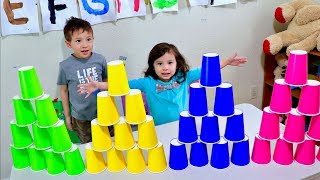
{"left": 0, "top": 0, "right": 288, "bottom": 178}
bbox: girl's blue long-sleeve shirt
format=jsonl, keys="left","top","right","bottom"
{"left": 128, "top": 68, "right": 201, "bottom": 125}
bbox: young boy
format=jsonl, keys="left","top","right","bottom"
{"left": 57, "top": 17, "right": 110, "bottom": 143}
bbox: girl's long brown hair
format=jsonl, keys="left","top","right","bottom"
{"left": 144, "top": 43, "right": 190, "bottom": 83}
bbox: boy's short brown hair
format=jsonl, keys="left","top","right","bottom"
{"left": 63, "top": 17, "right": 93, "bottom": 42}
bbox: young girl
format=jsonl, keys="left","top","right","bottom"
{"left": 78, "top": 42, "right": 247, "bottom": 125}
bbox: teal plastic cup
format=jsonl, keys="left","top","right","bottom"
{"left": 13, "top": 95, "right": 36, "bottom": 126}
{"left": 64, "top": 144, "right": 85, "bottom": 176}
{"left": 48, "top": 120, "right": 72, "bottom": 153}
{"left": 32, "top": 123, "right": 51, "bottom": 150}
{"left": 27, "top": 145, "right": 46, "bottom": 171}
{"left": 44, "top": 148, "right": 65, "bottom": 175}
{"left": 35, "top": 94, "right": 59, "bottom": 128}
{"left": 10, "top": 120, "right": 33, "bottom": 149}
{"left": 10, "top": 145, "right": 30, "bottom": 169}
{"left": 18, "top": 66, "right": 44, "bottom": 100}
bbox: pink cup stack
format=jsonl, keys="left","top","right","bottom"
{"left": 297, "top": 80, "right": 320, "bottom": 116}
{"left": 284, "top": 50, "right": 308, "bottom": 86}
{"left": 269, "top": 79, "right": 291, "bottom": 114}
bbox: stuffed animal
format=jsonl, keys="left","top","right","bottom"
{"left": 273, "top": 53, "right": 288, "bottom": 80}
{"left": 263, "top": 0, "right": 320, "bottom": 56}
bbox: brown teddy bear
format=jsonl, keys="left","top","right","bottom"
{"left": 263, "top": 0, "right": 320, "bottom": 56}
{"left": 273, "top": 53, "right": 288, "bottom": 80}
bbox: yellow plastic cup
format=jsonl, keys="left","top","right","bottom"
{"left": 27, "top": 145, "right": 46, "bottom": 171}
{"left": 85, "top": 143, "right": 107, "bottom": 174}
{"left": 91, "top": 119, "right": 113, "bottom": 152}
{"left": 114, "top": 117, "right": 135, "bottom": 150}
{"left": 147, "top": 142, "right": 168, "bottom": 173}
{"left": 48, "top": 120, "right": 72, "bottom": 153}
{"left": 106, "top": 147, "right": 126, "bottom": 172}
{"left": 44, "top": 148, "right": 65, "bottom": 175}
{"left": 32, "top": 123, "right": 51, "bottom": 150}
{"left": 18, "top": 66, "right": 44, "bottom": 100}
{"left": 64, "top": 144, "right": 85, "bottom": 176}
{"left": 12, "top": 95, "right": 36, "bottom": 126}
{"left": 10, "top": 120, "right": 33, "bottom": 149}
{"left": 127, "top": 145, "right": 146, "bottom": 174}
{"left": 97, "top": 91, "right": 120, "bottom": 126}
{"left": 125, "top": 89, "right": 147, "bottom": 124}
{"left": 107, "top": 60, "right": 130, "bottom": 96}
{"left": 138, "top": 115, "right": 159, "bottom": 149}
{"left": 35, "top": 94, "right": 59, "bottom": 128}
{"left": 10, "top": 145, "right": 30, "bottom": 169}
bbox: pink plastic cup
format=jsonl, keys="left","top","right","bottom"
{"left": 269, "top": 79, "right": 291, "bottom": 114}
{"left": 259, "top": 106, "right": 280, "bottom": 140}
{"left": 283, "top": 108, "right": 305, "bottom": 143}
{"left": 284, "top": 50, "right": 308, "bottom": 86}
{"left": 297, "top": 80, "right": 320, "bottom": 116}
{"left": 294, "top": 136, "right": 316, "bottom": 166}
{"left": 307, "top": 114, "right": 320, "bottom": 141}
{"left": 273, "top": 134, "right": 293, "bottom": 165}
{"left": 251, "top": 135, "right": 271, "bottom": 164}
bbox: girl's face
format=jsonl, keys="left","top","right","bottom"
{"left": 65, "top": 29, "right": 94, "bottom": 59}
{"left": 153, "top": 52, "right": 177, "bottom": 82}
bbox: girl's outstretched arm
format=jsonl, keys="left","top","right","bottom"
{"left": 77, "top": 76, "right": 108, "bottom": 98}
{"left": 220, "top": 52, "right": 248, "bottom": 68}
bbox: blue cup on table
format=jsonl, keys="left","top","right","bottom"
{"left": 190, "top": 139, "right": 209, "bottom": 167}
{"left": 178, "top": 111, "right": 198, "bottom": 143}
{"left": 231, "top": 135, "right": 250, "bottom": 166}
{"left": 199, "top": 53, "right": 222, "bottom": 87}
{"left": 200, "top": 111, "right": 220, "bottom": 144}
{"left": 188, "top": 82, "right": 208, "bottom": 117}
{"left": 169, "top": 138, "right": 188, "bottom": 170}
{"left": 213, "top": 82, "right": 235, "bottom": 117}
{"left": 224, "top": 109, "right": 245, "bottom": 142}
{"left": 210, "top": 137, "right": 230, "bottom": 169}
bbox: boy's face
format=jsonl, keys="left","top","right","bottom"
{"left": 65, "top": 29, "right": 94, "bottom": 59}
{"left": 153, "top": 52, "right": 177, "bottom": 82}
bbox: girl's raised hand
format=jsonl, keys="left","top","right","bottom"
{"left": 77, "top": 76, "right": 99, "bottom": 98}
{"left": 227, "top": 53, "right": 248, "bottom": 66}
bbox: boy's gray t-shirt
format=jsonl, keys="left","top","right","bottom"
{"left": 57, "top": 52, "right": 107, "bottom": 121}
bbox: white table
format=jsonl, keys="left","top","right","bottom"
{"left": 10, "top": 103, "right": 320, "bottom": 180}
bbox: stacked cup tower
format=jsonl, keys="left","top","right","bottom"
{"left": 10, "top": 66, "right": 85, "bottom": 176}
{"left": 169, "top": 53, "right": 250, "bottom": 170}
{"left": 86, "top": 60, "right": 167, "bottom": 174}
{"left": 252, "top": 50, "right": 320, "bottom": 166}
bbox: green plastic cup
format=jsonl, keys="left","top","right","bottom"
{"left": 35, "top": 94, "right": 59, "bottom": 128}
{"left": 18, "top": 66, "right": 44, "bottom": 100}
{"left": 48, "top": 120, "right": 72, "bottom": 153}
{"left": 10, "top": 145, "right": 30, "bottom": 169}
{"left": 27, "top": 145, "right": 46, "bottom": 171}
{"left": 13, "top": 95, "right": 37, "bottom": 126}
{"left": 10, "top": 120, "right": 33, "bottom": 149}
{"left": 32, "top": 123, "right": 51, "bottom": 150}
{"left": 64, "top": 144, "right": 85, "bottom": 176}
{"left": 44, "top": 148, "right": 65, "bottom": 175}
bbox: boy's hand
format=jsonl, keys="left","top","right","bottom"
{"left": 227, "top": 53, "right": 248, "bottom": 66}
{"left": 65, "top": 117, "right": 73, "bottom": 131}
{"left": 77, "top": 76, "right": 99, "bottom": 98}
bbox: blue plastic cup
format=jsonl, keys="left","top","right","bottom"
{"left": 169, "top": 138, "right": 188, "bottom": 170}
{"left": 231, "top": 135, "right": 250, "bottom": 166}
{"left": 210, "top": 137, "right": 230, "bottom": 169}
{"left": 200, "top": 111, "right": 220, "bottom": 143}
{"left": 224, "top": 109, "right": 245, "bottom": 142}
{"left": 189, "top": 82, "right": 208, "bottom": 117}
{"left": 213, "top": 83, "right": 235, "bottom": 116}
{"left": 190, "top": 139, "right": 208, "bottom": 167}
{"left": 178, "top": 111, "right": 198, "bottom": 143}
{"left": 199, "top": 53, "right": 222, "bottom": 87}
